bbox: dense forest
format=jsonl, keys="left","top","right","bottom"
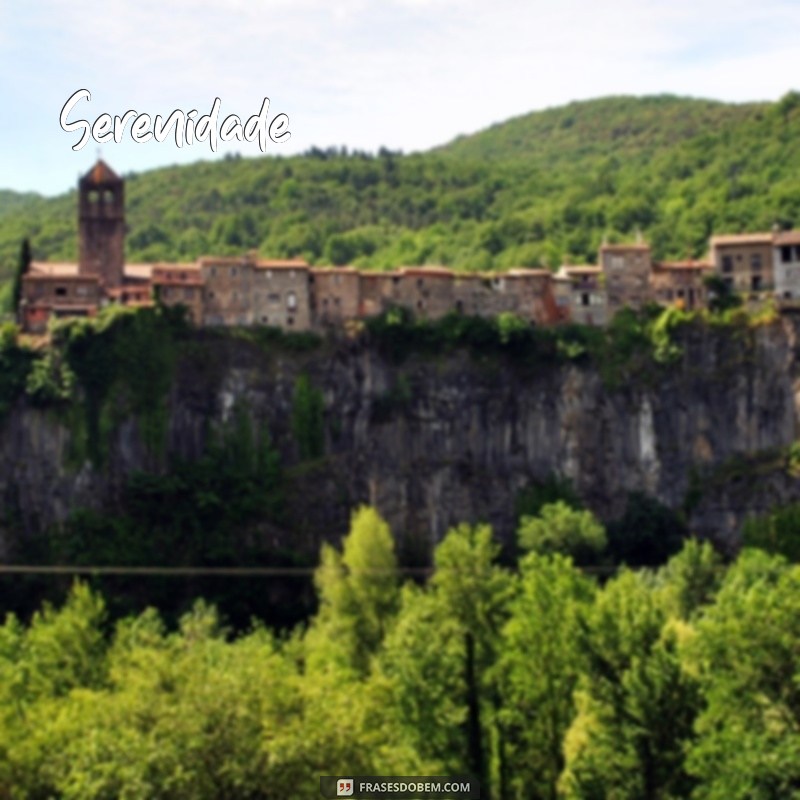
{"left": 3, "top": 93, "right": 800, "bottom": 284}
{"left": 0, "top": 505, "right": 797, "bottom": 799}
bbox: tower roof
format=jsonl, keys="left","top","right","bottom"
{"left": 81, "top": 159, "right": 121, "bottom": 185}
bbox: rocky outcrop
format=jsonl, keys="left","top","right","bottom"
{"left": 2, "top": 315, "right": 800, "bottom": 558}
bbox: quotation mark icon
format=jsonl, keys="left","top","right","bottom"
{"left": 337, "top": 778, "right": 354, "bottom": 797}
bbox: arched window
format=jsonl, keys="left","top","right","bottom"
{"left": 287, "top": 291, "right": 297, "bottom": 310}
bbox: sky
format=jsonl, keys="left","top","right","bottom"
{"left": 1, "top": 0, "right": 798, "bottom": 196}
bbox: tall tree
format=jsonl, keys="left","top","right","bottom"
{"left": 495, "top": 552, "right": 595, "bottom": 800}
{"left": 12, "top": 237, "right": 31, "bottom": 315}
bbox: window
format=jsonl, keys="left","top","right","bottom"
{"left": 752, "top": 276, "right": 762, "bottom": 291}
{"left": 581, "top": 293, "right": 590, "bottom": 307}
{"left": 104, "top": 190, "right": 114, "bottom": 204}
{"left": 750, "top": 254, "right": 762, "bottom": 271}
{"left": 287, "top": 291, "right": 297, "bottom": 311}
{"left": 268, "top": 293, "right": 280, "bottom": 304}
{"left": 55, "top": 286, "right": 67, "bottom": 297}
{"left": 721, "top": 256, "right": 734, "bottom": 273}
{"left": 610, "top": 255, "right": 625, "bottom": 270}
{"left": 265, "top": 270, "right": 273, "bottom": 280}
{"left": 88, "top": 190, "right": 99, "bottom": 204}
{"left": 287, "top": 316, "right": 294, "bottom": 326}
{"left": 231, "top": 267, "right": 237, "bottom": 277}
{"left": 782, "top": 246, "right": 792, "bottom": 263}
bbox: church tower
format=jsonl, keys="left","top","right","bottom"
{"left": 78, "top": 160, "right": 125, "bottom": 288}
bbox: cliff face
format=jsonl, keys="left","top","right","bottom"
{"left": 2, "top": 316, "right": 799, "bottom": 558}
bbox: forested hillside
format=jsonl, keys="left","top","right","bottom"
{"left": 2, "top": 93, "right": 800, "bottom": 284}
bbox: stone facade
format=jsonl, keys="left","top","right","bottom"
{"left": 20, "top": 274, "right": 101, "bottom": 333}
{"left": 651, "top": 261, "right": 713, "bottom": 310}
{"left": 773, "top": 231, "right": 800, "bottom": 301}
{"left": 555, "top": 266, "right": 607, "bottom": 326}
{"left": 78, "top": 160, "right": 125, "bottom": 289}
{"left": 151, "top": 265, "right": 204, "bottom": 325}
{"left": 310, "top": 267, "right": 361, "bottom": 327}
{"left": 600, "top": 243, "right": 652, "bottom": 315}
{"left": 709, "top": 233, "right": 774, "bottom": 296}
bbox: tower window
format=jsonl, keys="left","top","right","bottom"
{"left": 88, "top": 190, "right": 100, "bottom": 204}
{"left": 104, "top": 190, "right": 114, "bottom": 203}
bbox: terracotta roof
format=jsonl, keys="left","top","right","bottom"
{"left": 82, "top": 159, "right": 121, "bottom": 185}
{"left": 774, "top": 231, "right": 800, "bottom": 246}
{"left": 124, "top": 264, "right": 154, "bottom": 280}
{"left": 710, "top": 232, "right": 773, "bottom": 246}
{"left": 310, "top": 266, "right": 359, "bottom": 275}
{"left": 255, "top": 258, "right": 309, "bottom": 269}
{"left": 29, "top": 261, "right": 79, "bottom": 276}
{"left": 22, "top": 272, "right": 99, "bottom": 283}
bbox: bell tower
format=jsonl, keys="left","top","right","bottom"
{"left": 78, "top": 159, "right": 125, "bottom": 288}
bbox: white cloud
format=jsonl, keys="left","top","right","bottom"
{"left": 2, "top": 0, "right": 799, "bottom": 193}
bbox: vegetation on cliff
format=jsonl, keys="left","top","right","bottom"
{"left": 0, "top": 507, "right": 797, "bottom": 799}
{"left": 3, "top": 94, "right": 800, "bottom": 285}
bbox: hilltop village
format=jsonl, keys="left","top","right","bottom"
{"left": 18, "top": 160, "right": 800, "bottom": 333}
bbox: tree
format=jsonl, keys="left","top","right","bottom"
{"left": 518, "top": 501, "right": 607, "bottom": 565}
{"left": 686, "top": 550, "right": 800, "bottom": 799}
{"left": 291, "top": 373, "right": 325, "bottom": 460}
{"left": 305, "top": 506, "right": 400, "bottom": 675}
{"left": 12, "top": 237, "right": 31, "bottom": 315}
{"left": 560, "top": 570, "right": 700, "bottom": 800}
{"left": 495, "top": 553, "right": 595, "bottom": 799}
{"left": 430, "top": 524, "right": 513, "bottom": 794}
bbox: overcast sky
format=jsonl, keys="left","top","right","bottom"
{"left": 1, "top": 0, "right": 798, "bottom": 196}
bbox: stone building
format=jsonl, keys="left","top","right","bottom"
{"left": 554, "top": 265, "right": 607, "bottom": 325}
{"left": 309, "top": 267, "right": 360, "bottom": 327}
{"left": 393, "top": 267, "right": 456, "bottom": 320}
{"left": 78, "top": 160, "right": 125, "bottom": 289}
{"left": 359, "top": 272, "right": 402, "bottom": 318}
{"left": 709, "top": 233, "right": 773, "bottom": 296}
{"left": 600, "top": 243, "right": 652, "bottom": 315}
{"left": 252, "top": 259, "right": 312, "bottom": 330}
{"left": 651, "top": 261, "right": 713, "bottom": 310}
{"left": 773, "top": 231, "right": 800, "bottom": 301}
{"left": 19, "top": 272, "right": 101, "bottom": 333}
{"left": 200, "top": 256, "right": 311, "bottom": 329}
{"left": 151, "top": 264, "right": 204, "bottom": 324}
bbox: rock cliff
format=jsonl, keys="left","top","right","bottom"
{"left": 2, "top": 314, "right": 800, "bottom": 559}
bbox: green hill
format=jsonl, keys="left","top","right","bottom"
{"left": 2, "top": 92, "right": 800, "bottom": 283}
